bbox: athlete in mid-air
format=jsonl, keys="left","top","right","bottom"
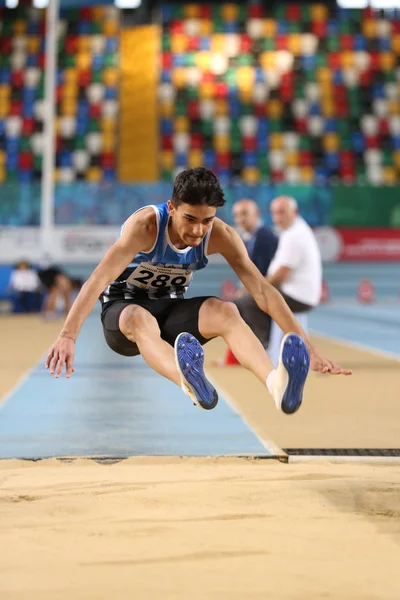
{"left": 46, "top": 168, "right": 351, "bottom": 414}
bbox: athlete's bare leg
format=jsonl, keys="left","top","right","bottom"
{"left": 119, "top": 305, "right": 181, "bottom": 386}
{"left": 198, "top": 297, "right": 274, "bottom": 383}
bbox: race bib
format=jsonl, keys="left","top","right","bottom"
{"left": 126, "top": 262, "right": 193, "bottom": 290}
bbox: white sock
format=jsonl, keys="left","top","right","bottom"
{"left": 266, "top": 369, "right": 277, "bottom": 395}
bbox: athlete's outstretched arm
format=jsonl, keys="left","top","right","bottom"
{"left": 208, "top": 219, "right": 352, "bottom": 376}
{"left": 45, "top": 208, "right": 157, "bottom": 378}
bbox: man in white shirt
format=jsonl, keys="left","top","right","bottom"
{"left": 267, "top": 195, "right": 322, "bottom": 364}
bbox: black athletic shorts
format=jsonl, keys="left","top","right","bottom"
{"left": 101, "top": 296, "right": 216, "bottom": 357}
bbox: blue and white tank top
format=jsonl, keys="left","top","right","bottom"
{"left": 101, "top": 203, "right": 212, "bottom": 302}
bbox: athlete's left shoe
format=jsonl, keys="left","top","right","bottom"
{"left": 174, "top": 332, "right": 218, "bottom": 410}
{"left": 270, "top": 333, "right": 310, "bottom": 415}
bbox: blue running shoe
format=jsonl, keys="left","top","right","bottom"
{"left": 174, "top": 332, "right": 218, "bottom": 410}
{"left": 271, "top": 333, "right": 310, "bottom": 415}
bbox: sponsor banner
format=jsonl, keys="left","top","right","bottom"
{"left": 0, "top": 227, "right": 119, "bottom": 263}
{"left": 314, "top": 227, "right": 400, "bottom": 262}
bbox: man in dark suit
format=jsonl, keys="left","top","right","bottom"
{"left": 232, "top": 199, "right": 278, "bottom": 349}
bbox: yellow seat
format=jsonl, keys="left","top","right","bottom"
{"left": 13, "top": 19, "right": 27, "bottom": 35}
{"left": 196, "top": 52, "right": 211, "bottom": 72}
{"left": 64, "top": 68, "right": 78, "bottom": 85}
{"left": 161, "top": 150, "right": 174, "bottom": 171}
{"left": 0, "top": 101, "right": 10, "bottom": 118}
{"left": 300, "top": 166, "right": 314, "bottom": 183}
{"left": 268, "top": 100, "right": 284, "bottom": 120}
{"left": 288, "top": 34, "right": 301, "bottom": 56}
{"left": 86, "top": 167, "right": 102, "bottom": 182}
{"left": 78, "top": 36, "right": 92, "bottom": 53}
{"left": 317, "top": 67, "right": 332, "bottom": 84}
{"left": 237, "top": 66, "right": 255, "bottom": 93}
{"left": 171, "top": 68, "right": 186, "bottom": 90}
{"left": 189, "top": 149, "right": 204, "bottom": 168}
{"left": 184, "top": 4, "right": 201, "bottom": 18}
{"left": 174, "top": 116, "right": 190, "bottom": 133}
{"left": 92, "top": 6, "right": 105, "bottom": 20}
{"left": 380, "top": 52, "right": 395, "bottom": 72}
{"left": 214, "top": 134, "right": 230, "bottom": 153}
{"left": 323, "top": 133, "right": 339, "bottom": 152}
{"left": 393, "top": 34, "right": 400, "bottom": 54}
{"left": 270, "top": 132, "right": 283, "bottom": 150}
{"left": 383, "top": 166, "right": 396, "bottom": 185}
{"left": 171, "top": 34, "right": 187, "bottom": 54}
{"left": 260, "top": 52, "right": 276, "bottom": 70}
{"left": 341, "top": 52, "right": 354, "bottom": 69}
{"left": 221, "top": 4, "right": 239, "bottom": 21}
{"left": 159, "top": 101, "right": 174, "bottom": 119}
{"left": 101, "top": 118, "right": 116, "bottom": 134}
{"left": 103, "top": 68, "right": 119, "bottom": 87}
{"left": 393, "top": 150, "right": 400, "bottom": 170}
{"left": 27, "top": 36, "right": 40, "bottom": 54}
{"left": 103, "top": 132, "right": 116, "bottom": 152}
{"left": 0, "top": 167, "right": 5, "bottom": 183}
{"left": 103, "top": 20, "right": 119, "bottom": 37}
{"left": 242, "top": 167, "right": 260, "bottom": 184}
{"left": 76, "top": 52, "right": 92, "bottom": 72}
{"left": 264, "top": 19, "right": 277, "bottom": 37}
{"left": 62, "top": 83, "right": 78, "bottom": 100}
{"left": 60, "top": 99, "right": 77, "bottom": 117}
{"left": 211, "top": 34, "right": 225, "bottom": 54}
{"left": 0, "top": 85, "right": 11, "bottom": 99}
{"left": 389, "top": 100, "right": 400, "bottom": 115}
{"left": 311, "top": 4, "right": 328, "bottom": 21}
{"left": 362, "top": 19, "right": 376, "bottom": 39}
{"left": 215, "top": 99, "right": 229, "bottom": 117}
{"left": 0, "top": 150, "right": 6, "bottom": 167}
{"left": 200, "top": 20, "right": 213, "bottom": 36}
{"left": 286, "top": 151, "right": 299, "bottom": 167}
{"left": 199, "top": 81, "right": 215, "bottom": 99}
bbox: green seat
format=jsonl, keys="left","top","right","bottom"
{"left": 75, "top": 136, "right": 86, "bottom": 150}
{"left": 263, "top": 38, "right": 275, "bottom": 51}
{"left": 237, "top": 54, "right": 253, "bottom": 67}
{"left": 187, "top": 86, "right": 198, "bottom": 101}
{"left": 186, "top": 53, "right": 196, "bottom": 67}
{"left": 299, "top": 137, "right": 311, "bottom": 151}
{"left": 269, "top": 119, "right": 283, "bottom": 133}
{"left": 34, "top": 155, "right": 42, "bottom": 170}
{"left": 89, "top": 120, "right": 100, "bottom": 133}
{"left": 327, "top": 36, "right": 339, "bottom": 52}
{"left": 162, "top": 34, "right": 170, "bottom": 52}
{"left": 20, "top": 137, "right": 31, "bottom": 152}
{"left": 104, "top": 54, "right": 117, "bottom": 68}
{"left": 273, "top": 5, "right": 286, "bottom": 20}
{"left": 161, "top": 169, "right": 173, "bottom": 182}
{"left": 175, "top": 100, "right": 187, "bottom": 117}
{"left": 201, "top": 120, "right": 213, "bottom": 137}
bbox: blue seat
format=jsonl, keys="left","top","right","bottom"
{"left": 173, "top": 54, "right": 186, "bottom": 68}
{"left": 325, "top": 151, "right": 339, "bottom": 171}
{"left": 160, "top": 119, "right": 173, "bottom": 135}
{"left": 351, "top": 132, "right": 365, "bottom": 153}
{"left": 105, "top": 38, "right": 118, "bottom": 54}
{"left": 176, "top": 152, "right": 187, "bottom": 167}
{"left": 77, "top": 20, "right": 92, "bottom": 35}
{"left": 104, "top": 87, "right": 118, "bottom": 100}
{"left": 223, "top": 21, "right": 239, "bottom": 33}
{"left": 199, "top": 36, "right": 211, "bottom": 51}
{"left": 325, "top": 118, "right": 337, "bottom": 132}
{"left": 243, "top": 152, "right": 257, "bottom": 167}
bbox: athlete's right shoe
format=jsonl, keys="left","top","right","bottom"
{"left": 174, "top": 332, "right": 218, "bottom": 410}
{"left": 270, "top": 333, "right": 310, "bottom": 415}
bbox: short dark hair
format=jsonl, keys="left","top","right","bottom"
{"left": 172, "top": 168, "right": 226, "bottom": 208}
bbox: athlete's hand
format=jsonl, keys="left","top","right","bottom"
{"left": 45, "top": 336, "right": 75, "bottom": 378}
{"left": 309, "top": 348, "right": 352, "bottom": 375}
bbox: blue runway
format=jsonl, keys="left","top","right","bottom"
{"left": 0, "top": 311, "right": 268, "bottom": 459}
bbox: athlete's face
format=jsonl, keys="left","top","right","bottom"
{"left": 168, "top": 201, "right": 216, "bottom": 247}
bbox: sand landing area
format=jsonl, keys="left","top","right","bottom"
{"left": 0, "top": 456, "right": 399, "bottom": 600}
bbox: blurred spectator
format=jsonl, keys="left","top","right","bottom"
{"left": 233, "top": 199, "right": 278, "bottom": 349}
{"left": 8, "top": 260, "right": 42, "bottom": 313}
{"left": 38, "top": 256, "right": 82, "bottom": 319}
{"left": 267, "top": 195, "right": 322, "bottom": 366}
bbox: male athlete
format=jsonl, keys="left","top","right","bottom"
{"left": 46, "top": 168, "right": 351, "bottom": 415}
